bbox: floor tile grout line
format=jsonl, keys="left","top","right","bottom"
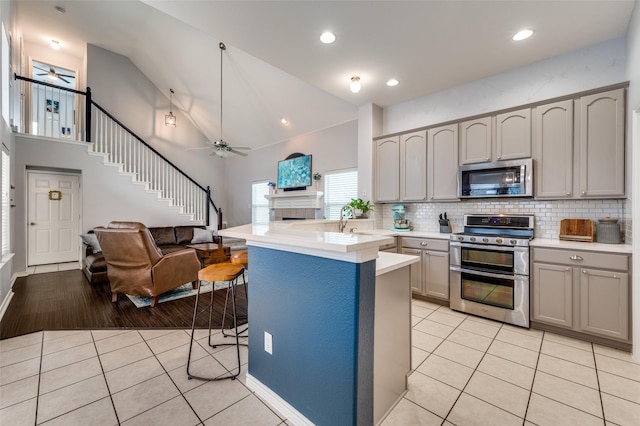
{"left": 33, "top": 331, "right": 43, "bottom": 426}
{"left": 92, "top": 328, "right": 122, "bottom": 425}
{"left": 522, "top": 329, "right": 544, "bottom": 424}
{"left": 592, "top": 341, "right": 608, "bottom": 422}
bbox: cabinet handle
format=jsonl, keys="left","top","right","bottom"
{"left": 430, "top": 196, "right": 434, "bottom": 200}
{"left": 569, "top": 255, "right": 583, "bottom": 261}
{"left": 420, "top": 242, "right": 428, "bottom": 246}
{"left": 582, "top": 270, "right": 587, "bottom": 274}
{"left": 613, "top": 275, "right": 617, "bottom": 279}
{"left": 581, "top": 191, "right": 586, "bottom": 196}
{"left": 565, "top": 267, "right": 570, "bottom": 272}
{"left": 566, "top": 192, "right": 570, "bottom": 196}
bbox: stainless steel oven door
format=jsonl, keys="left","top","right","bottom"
{"left": 450, "top": 242, "right": 529, "bottom": 276}
{"left": 449, "top": 266, "right": 530, "bottom": 328}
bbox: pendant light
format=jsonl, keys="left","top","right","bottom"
{"left": 165, "top": 88, "right": 176, "bottom": 127}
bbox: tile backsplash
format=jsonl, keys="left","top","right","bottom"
{"left": 374, "top": 199, "right": 630, "bottom": 243}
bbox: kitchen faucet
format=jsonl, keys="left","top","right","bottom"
{"left": 338, "top": 205, "right": 355, "bottom": 233}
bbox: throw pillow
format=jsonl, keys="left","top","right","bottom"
{"left": 80, "top": 233, "right": 102, "bottom": 252}
{"left": 191, "top": 228, "right": 214, "bottom": 243}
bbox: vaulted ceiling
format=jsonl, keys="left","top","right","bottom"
{"left": 15, "top": 0, "right": 636, "bottom": 152}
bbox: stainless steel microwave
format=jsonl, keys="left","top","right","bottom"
{"left": 458, "top": 159, "right": 533, "bottom": 199}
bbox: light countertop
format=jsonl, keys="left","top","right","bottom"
{"left": 531, "top": 238, "right": 632, "bottom": 254}
{"left": 376, "top": 252, "right": 420, "bottom": 276}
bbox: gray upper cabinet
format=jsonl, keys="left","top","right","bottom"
{"left": 534, "top": 100, "right": 574, "bottom": 199}
{"left": 459, "top": 117, "right": 492, "bottom": 165}
{"left": 374, "top": 137, "right": 400, "bottom": 203}
{"left": 496, "top": 108, "right": 531, "bottom": 161}
{"left": 578, "top": 88, "right": 625, "bottom": 198}
{"left": 400, "top": 131, "right": 427, "bottom": 201}
{"left": 428, "top": 124, "right": 458, "bottom": 201}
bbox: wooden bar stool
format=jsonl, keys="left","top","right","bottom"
{"left": 186, "top": 262, "right": 245, "bottom": 381}
{"left": 222, "top": 251, "right": 249, "bottom": 338}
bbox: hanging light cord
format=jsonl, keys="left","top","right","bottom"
{"left": 219, "top": 42, "right": 226, "bottom": 143}
{"left": 169, "top": 88, "right": 174, "bottom": 113}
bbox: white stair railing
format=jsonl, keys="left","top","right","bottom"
{"left": 91, "top": 104, "right": 208, "bottom": 223}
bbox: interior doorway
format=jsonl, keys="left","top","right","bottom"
{"left": 27, "top": 170, "right": 80, "bottom": 266}
{"left": 29, "top": 60, "right": 77, "bottom": 139}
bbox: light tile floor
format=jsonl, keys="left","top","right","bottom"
{"left": 1, "top": 300, "right": 639, "bottom": 425}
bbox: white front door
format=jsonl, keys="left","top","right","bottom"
{"left": 27, "top": 171, "right": 80, "bottom": 266}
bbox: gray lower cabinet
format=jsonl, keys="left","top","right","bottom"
{"left": 532, "top": 247, "right": 630, "bottom": 343}
{"left": 401, "top": 237, "right": 449, "bottom": 300}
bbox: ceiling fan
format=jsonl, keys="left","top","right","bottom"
{"left": 34, "top": 65, "right": 74, "bottom": 84}
{"left": 209, "top": 42, "right": 250, "bottom": 158}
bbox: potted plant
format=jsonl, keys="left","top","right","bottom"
{"left": 267, "top": 181, "right": 277, "bottom": 194}
{"left": 313, "top": 172, "right": 322, "bottom": 190}
{"left": 348, "top": 197, "right": 374, "bottom": 219}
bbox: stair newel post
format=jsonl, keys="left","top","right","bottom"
{"left": 85, "top": 87, "right": 92, "bottom": 142}
{"left": 206, "top": 186, "right": 211, "bottom": 227}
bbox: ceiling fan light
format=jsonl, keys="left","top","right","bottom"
{"left": 387, "top": 79, "right": 399, "bottom": 87}
{"left": 350, "top": 76, "right": 361, "bottom": 93}
{"left": 47, "top": 70, "right": 58, "bottom": 80}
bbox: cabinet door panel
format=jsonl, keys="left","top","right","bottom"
{"left": 496, "top": 108, "right": 531, "bottom": 160}
{"left": 579, "top": 268, "right": 629, "bottom": 341}
{"left": 402, "top": 248, "right": 423, "bottom": 294}
{"left": 428, "top": 124, "right": 458, "bottom": 201}
{"left": 532, "top": 263, "right": 573, "bottom": 328}
{"left": 400, "top": 131, "right": 427, "bottom": 201}
{"left": 535, "top": 100, "right": 573, "bottom": 198}
{"left": 374, "top": 137, "right": 400, "bottom": 202}
{"left": 459, "top": 117, "right": 491, "bottom": 165}
{"left": 579, "top": 88, "right": 625, "bottom": 198}
{"left": 424, "top": 251, "right": 449, "bottom": 300}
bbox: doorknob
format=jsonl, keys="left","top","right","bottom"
{"left": 30, "top": 222, "right": 36, "bottom": 226}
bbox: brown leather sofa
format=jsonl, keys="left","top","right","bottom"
{"left": 94, "top": 222, "right": 201, "bottom": 307}
{"left": 82, "top": 224, "right": 214, "bottom": 284}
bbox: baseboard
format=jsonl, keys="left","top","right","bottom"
{"left": 0, "top": 280, "right": 15, "bottom": 323}
{"left": 245, "top": 374, "right": 314, "bottom": 426}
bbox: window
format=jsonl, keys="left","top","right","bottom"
{"left": 2, "top": 147, "right": 10, "bottom": 255}
{"left": 2, "top": 23, "right": 10, "bottom": 126}
{"left": 252, "top": 180, "right": 270, "bottom": 223}
{"left": 324, "top": 169, "right": 358, "bottom": 220}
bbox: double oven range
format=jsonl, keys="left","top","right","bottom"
{"left": 449, "top": 214, "right": 534, "bottom": 328}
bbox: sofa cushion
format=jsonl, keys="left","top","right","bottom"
{"left": 149, "top": 227, "right": 176, "bottom": 246}
{"left": 191, "top": 228, "right": 215, "bottom": 243}
{"left": 80, "top": 233, "right": 102, "bottom": 252}
{"left": 175, "top": 226, "right": 204, "bottom": 244}
{"left": 85, "top": 252, "right": 107, "bottom": 272}
{"left": 159, "top": 245, "right": 189, "bottom": 255}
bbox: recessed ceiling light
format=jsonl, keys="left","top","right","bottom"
{"left": 349, "top": 76, "right": 361, "bottom": 93}
{"left": 55, "top": 5, "right": 66, "bottom": 14}
{"left": 387, "top": 79, "right": 399, "bottom": 87}
{"left": 513, "top": 29, "right": 533, "bottom": 41}
{"left": 320, "top": 32, "right": 336, "bottom": 44}
{"left": 50, "top": 40, "right": 60, "bottom": 50}
{"left": 280, "top": 118, "right": 289, "bottom": 125}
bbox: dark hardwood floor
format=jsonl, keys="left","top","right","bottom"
{"left": 0, "top": 269, "right": 248, "bottom": 340}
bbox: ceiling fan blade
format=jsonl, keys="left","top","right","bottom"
{"left": 34, "top": 66, "right": 49, "bottom": 72}
{"left": 59, "top": 76, "right": 70, "bottom": 84}
{"left": 58, "top": 73, "right": 75, "bottom": 78}
{"left": 185, "top": 146, "right": 213, "bottom": 151}
{"left": 229, "top": 149, "right": 249, "bottom": 157}
{"left": 231, "top": 147, "right": 251, "bottom": 150}
{"left": 36, "top": 73, "right": 47, "bottom": 76}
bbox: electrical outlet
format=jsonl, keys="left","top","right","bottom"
{"left": 264, "top": 331, "right": 273, "bottom": 354}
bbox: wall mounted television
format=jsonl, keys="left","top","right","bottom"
{"left": 278, "top": 154, "right": 312, "bottom": 191}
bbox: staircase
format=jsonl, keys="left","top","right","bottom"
{"left": 15, "top": 75, "right": 221, "bottom": 227}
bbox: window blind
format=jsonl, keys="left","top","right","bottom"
{"left": 324, "top": 169, "right": 358, "bottom": 220}
{"left": 252, "top": 180, "right": 270, "bottom": 223}
{"left": 2, "top": 149, "right": 10, "bottom": 255}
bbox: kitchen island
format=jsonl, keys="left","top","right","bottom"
{"left": 219, "top": 223, "right": 418, "bottom": 425}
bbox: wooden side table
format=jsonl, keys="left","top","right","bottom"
{"left": 187, "top": 243, "right": 231, "bottom": 267}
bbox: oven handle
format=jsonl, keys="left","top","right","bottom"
{"left": 449, "top": 265, "right": 525, "bottom": 281}
{"left": 450, "top": 242, "right": 528, "bottom": 253}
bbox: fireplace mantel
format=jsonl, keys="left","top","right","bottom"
{"left": 265, "top": 191, "right": 323, "bottom": 209}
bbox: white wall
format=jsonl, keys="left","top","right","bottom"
{"left": 626, "top": 0, "right": 640, "bottom": 361}
{"left": 223, "top": 120, "right": 358, "bottom": 226}
{"left": 0, "top": 0, "right": 17, "bottom": 315}
{"left": 86, "top": 45, "right": 227, "bottom": 211}
{"left": 384, "top": 37, "right": 627, "bottom": 135}
{"left": 12, "top": 135, "right": 203, "bottom": 273}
